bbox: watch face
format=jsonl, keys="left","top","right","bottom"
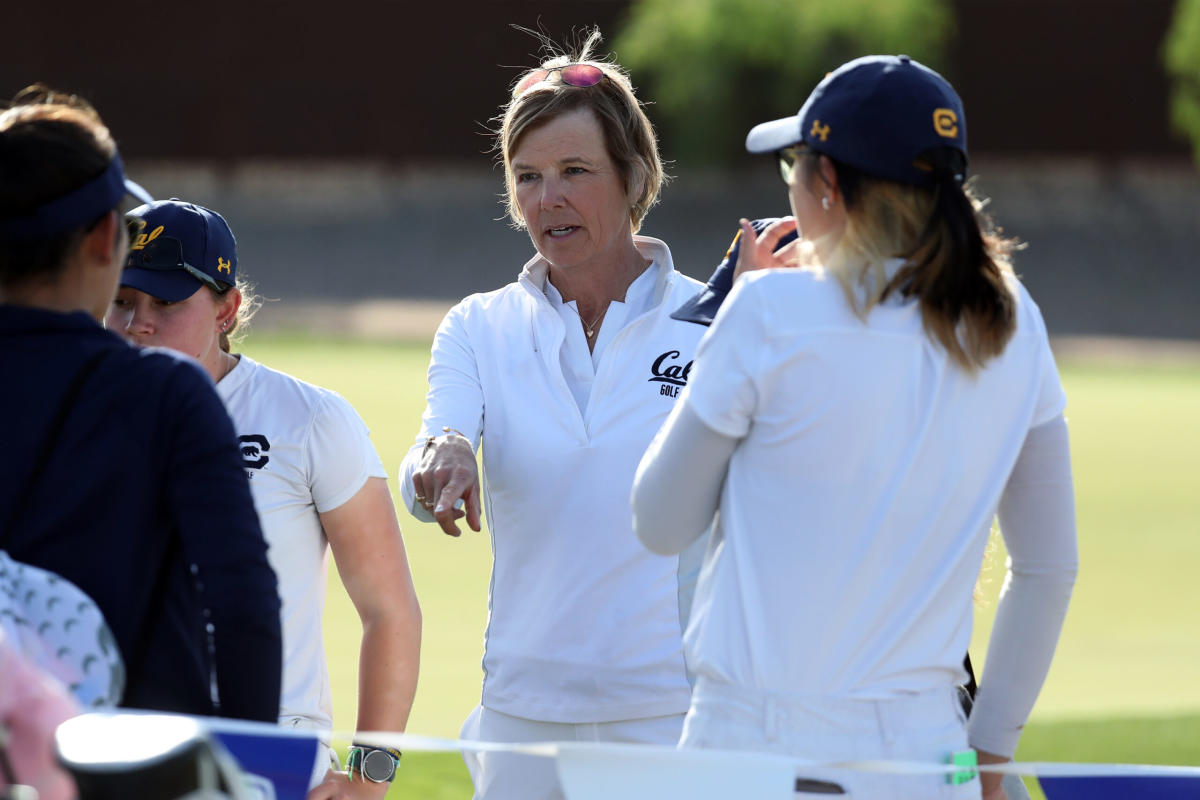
{"left": 362, "top": 748, "right": 396, "bottom": 783}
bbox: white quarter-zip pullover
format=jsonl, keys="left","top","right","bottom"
{"left": 400, "top": 236, "right": 705, "bottom": 722}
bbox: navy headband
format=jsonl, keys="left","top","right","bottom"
{"left": 0, "top": 153, "right": 154, "bottom": 241}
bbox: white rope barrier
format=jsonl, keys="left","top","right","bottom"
{"left": 65, "top": 716, "right": 1198, "bottom": 800}
{"left": 339, "top": 728, "right": 1200, "bottom": 780}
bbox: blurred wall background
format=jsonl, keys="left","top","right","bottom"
{"left": 6, "top": 0, "right": 1197, "bottom": 338}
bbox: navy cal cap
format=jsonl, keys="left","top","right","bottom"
{"left": 745, "top": 55, "right": 967, "bottom": 187}
{"left": 122, "top": 200, "right": 237, "bottom": 302}
{"left": 671, "top": 219, "right": 799, "bottom": 326}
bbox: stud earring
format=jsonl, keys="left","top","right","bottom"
{"left": 821, "top": 196, "right": 831, "bottom": 212}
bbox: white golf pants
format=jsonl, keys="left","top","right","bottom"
{"left": 680, "top": 677, "right": 982, "bottom": 799}
{"left": 459, "top": 704, "right": 685, "bottom": 800}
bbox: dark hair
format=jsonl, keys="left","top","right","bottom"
{"left": 0, "top": 84, "right": 119, "bottom": 288}
{"left": 804, "top": 147, "right": 1017, "bottom": 371}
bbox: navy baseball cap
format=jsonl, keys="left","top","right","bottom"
{"left": 745, "top": 55, "right": 967, "bottom": 187}
{"left": 671, "top": 219, "right": 798, "bottom": 326}
{"left": 122, "top": 200, "right": 237, "bottom": 302}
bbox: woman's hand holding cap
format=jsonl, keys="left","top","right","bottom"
{"left": 733, "top": 217, "right": 800, "bottom": 282}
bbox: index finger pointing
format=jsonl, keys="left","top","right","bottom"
{"left": 434, "top": 473, "right": 477, "bottom": 536}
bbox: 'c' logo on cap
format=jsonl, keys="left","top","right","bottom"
{"left": 217, "top": 257, "right": 232, "bottom": 275}
{"left": 810, "top": 120, "right": 831, "bottom": 142}
{"left": 933, "top": 108, "right": 958, "bottom": 139}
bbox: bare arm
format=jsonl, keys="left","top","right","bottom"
{"left": 308, "top": 477, "right": 421, "bottom": 799}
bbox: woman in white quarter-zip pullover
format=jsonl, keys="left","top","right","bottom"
{"left": 397, "top": 30, "right": 706, "bottom": 800}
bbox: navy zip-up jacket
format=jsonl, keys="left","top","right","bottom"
{"left": 0, "top": 305, "right": 282, "bottom": 721}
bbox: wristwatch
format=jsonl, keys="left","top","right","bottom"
{"left": 347, "top": 744, "right": 402, "bottom": 783}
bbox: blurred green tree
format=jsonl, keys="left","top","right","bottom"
{"left": 614, "top": 0, "right": 953, "bottom": 166}
{"left": 1165, "top": 0, "right": 1200, "bottom": 165}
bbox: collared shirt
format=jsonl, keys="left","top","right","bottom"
{"left": 398, "top": 236, "right": 707, "bottom": 723}
{"left": 543, "top": 262, "right": 658, "bottom": 415}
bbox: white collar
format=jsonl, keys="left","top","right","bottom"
{"left": 519, "top": 235, "right": 675, "bottom": 306}
{"left": 543, "top": 259, "right": 658, "bottom": 309}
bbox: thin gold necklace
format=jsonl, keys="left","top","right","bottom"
{"left": 571, "top": 303, "right": 608, "bottom": 339}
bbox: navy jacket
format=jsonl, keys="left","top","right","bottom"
{"left": 0, "top": 306, "right": 282, "bottom": 721}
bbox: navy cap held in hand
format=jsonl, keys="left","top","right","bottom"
{"left": 671, "top": 219, "right": 798, "bottom": 327}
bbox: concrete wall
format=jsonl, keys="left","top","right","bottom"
{"left": 131, "top": 159, "right": 1200, "bottom": 340}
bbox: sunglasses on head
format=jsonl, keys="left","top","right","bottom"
{"left": 125, "top": 218, "right": 225, "bottom": 293}
{"left": 512, "top": 63, "right": 605, "bottom": 99}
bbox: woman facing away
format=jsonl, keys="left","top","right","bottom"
{"left": 398, "top": 30, "right": 708, "bottom": 800}
{"left": 632, "top": 55, "right": 1078, "bottom": 799}
{"left": 105, "top": 199, "right": 421, "bottom": 800}
{"left": 0, "top": 86, "right": 281, "bottom": 725}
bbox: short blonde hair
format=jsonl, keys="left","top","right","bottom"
{"left": 496, "top": 29, "right": 665, "bottom": 233}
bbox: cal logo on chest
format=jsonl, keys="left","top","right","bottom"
{"left": 238, "top": 434, "right": 271, "bottom": 477}
{"left": 648, "top": 349, "right": 693, "bottom": 398}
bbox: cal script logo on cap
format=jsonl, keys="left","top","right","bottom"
{"left": 933, "top": 108, "right": 959, "bottom": 138}
{"left": 129, "top": 218, "right": 165, "bottom": 251}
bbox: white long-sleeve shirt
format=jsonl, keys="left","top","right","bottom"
{"left": 633, "top": 265, "right": 1078, "bottom": 756}
{"left": 399, "top": 236, "right": 707, "bottom": 723}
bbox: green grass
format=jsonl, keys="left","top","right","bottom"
{"left": 971, "top": 363, "right": 1200, "bottom": 720}
{"left": 1015, "top": 714, "right": 1200, "bottom": 799}
{"left": 239, "top": 334, "right": 1200, "bottom": 796}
